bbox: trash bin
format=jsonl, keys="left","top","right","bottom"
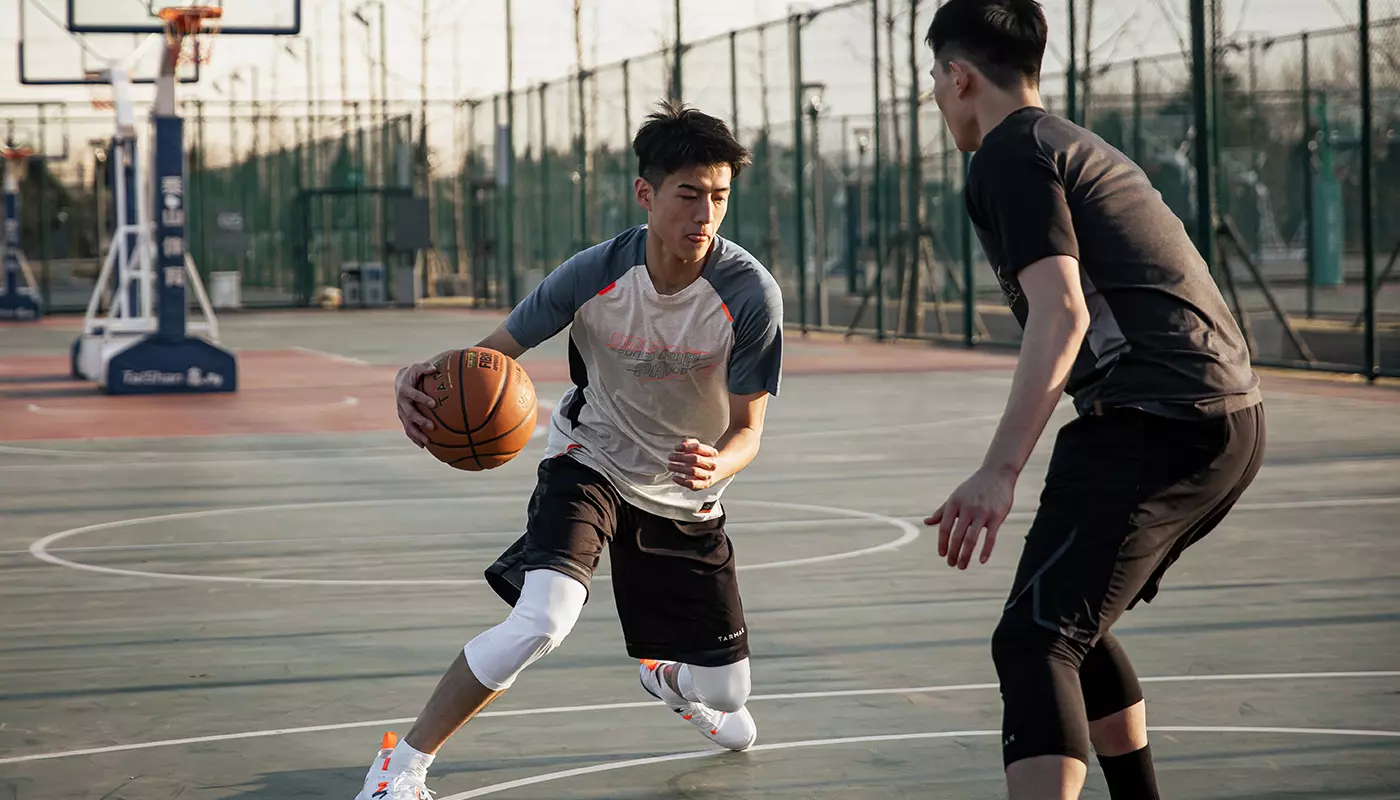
{"left": 393, "top": 265, "right": 418, "bottom": 308}
{"left": 211, "top": 271, "right": 241, "bottom": 309}
{"left": 361, "top": 263, "right": 387, "bottom": 307}
{"left": 340, "top": 264, "right": 363, "bottom": 308}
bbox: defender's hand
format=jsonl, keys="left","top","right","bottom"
{"left": 926, "top": 467, "right": 1016, "bottom": 570}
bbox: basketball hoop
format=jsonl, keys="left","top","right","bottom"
{"left": 1, "top": 147, "right": 34, "bottom": 180}
{"left": 1, "top": 147, "right": 34, "bottom": 164}
{"left": 85, "top": 70, "right": 116, "bottom": 110}
{"left": 159, "top": 6, "right": 224, "bottom": 67}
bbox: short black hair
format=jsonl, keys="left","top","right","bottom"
{"left": 632, "top": 101, "right": 752, "bottom": 189}
{"left": 925, "top": 0, "right": 1048, "bottom": 90}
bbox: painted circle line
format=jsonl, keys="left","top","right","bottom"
{"left": 28, "top": 498, "right": 919, "bottom": 586}
{"left": 0, "top": 670, "right": 1394, "bottom": 767}
{"left": 441, "top": 724, "right": 1400, "bottom": 799}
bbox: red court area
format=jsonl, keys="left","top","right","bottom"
{"left": 0, "top": 349, "right": 445, "bottom": 441}
{"left": 0, "top": 337, "right": 1020, "bottom": 442}
{"left": 4, "top": 331, "right": 1384, "bottom": 442}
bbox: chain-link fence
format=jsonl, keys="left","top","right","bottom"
{"left": 3, "top": 0, "right": 1396, "bottom": 378}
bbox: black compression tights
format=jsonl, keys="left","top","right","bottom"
{"left": 991, "top": 617, "right": 1144, "bottom": 766}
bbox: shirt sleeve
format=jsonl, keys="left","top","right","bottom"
{"left": 967, "top": 129, "right": 1079, "bottom": 278}
{"left": 726, "top": 271, "right": 784, "bottom": 397}
{"left": 504, "top": 232, "right": 631, "bottom": 348}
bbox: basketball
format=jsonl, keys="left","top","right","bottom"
{"left": 417, "top": 347, "right": 539, "bottom": 471}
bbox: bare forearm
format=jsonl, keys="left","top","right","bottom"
{"left": 712, "top": 425, "right": 763, "bottom": 482}
{"left": 474, "top": 323, "right": 528, "bottom": 360}
{"left": 982, "top": 308, "right": 1086, "bottom": 477}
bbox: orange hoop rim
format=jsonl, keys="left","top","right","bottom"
{"left": 1, "top": 147, "right": 35, "bottom": 162}
{"left": 158, "top": 6, "right": 224, "bottom": 35}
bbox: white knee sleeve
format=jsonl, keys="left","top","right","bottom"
{"left": 464, "top": 569, "right": 587, "bottom": 692}
{"left": 677, "top": 659, "right": 752, "bottom": 713}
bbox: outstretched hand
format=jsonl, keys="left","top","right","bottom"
{"left": 926, "top": 467, "right": 1016, "bottom": 570}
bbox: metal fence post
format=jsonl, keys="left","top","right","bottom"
{"left": 791, "top": 13, "right": 808, "bottom": 333}
{"left": 1189, "top": 0, "right": 1216, "bottom": 271}
{"left": 961, "top": 151, "right": 974, "bottom": 346}
{"left": 729, "top": 31, "right": 741, "bottom": 247}
{"left": 1301, "top": 32, "right": 1316, "bottom": 320}
{"left": 904, "top": 0, "right": 922, "bottom": 338}
{"left": 506, "top": 87, "right": 518, "bottom": 307}
{"left": 1131, "top": 59, "right": 1143, "bottom": 164}
{"left": 622, "top": 61, "right": 633, "bottom": 228}
{"left": 37, "top": 105, "right": 50, "bottom": 308}
{"left": 1359, "top": 0, "right": 1378, "bottom": 380}
{"left": 872, "top": 0, "right": 886, "bottom": 341}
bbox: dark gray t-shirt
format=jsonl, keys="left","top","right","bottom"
{"left": 966, "top": 107, "right": 1261, "bottom": 419}
{"left": 506, "top": 225, "right": 783, "bottom": 521}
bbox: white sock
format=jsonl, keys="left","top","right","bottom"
{"left": 387, "top": 740, "right": 435, "bottom": 779}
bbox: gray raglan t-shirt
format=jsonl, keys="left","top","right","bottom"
{"left": 505, "top": 225, "right": 784, "bottom": 521}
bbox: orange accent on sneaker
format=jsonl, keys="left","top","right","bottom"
{"left": 382, "top": 756, "right": 392, "bottom": 770}
{"left": 640, "top": 659, "right": 660, "bottom": 670}
{"left": 381, "top": 731, "right": 398, "bottom": 749}
{"left": 711, "top": 729, "right": 718, "bottom": 735}
{"left": 682, "top": 714, "right": 692, "bottom": 720}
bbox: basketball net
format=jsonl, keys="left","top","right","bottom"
{"left": 159, "top": 6, "right": 224, "bottom": 67}
{"left": 86, "top": 71, "right": 115, "bottom": 110}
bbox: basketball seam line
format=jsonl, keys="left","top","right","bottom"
{"left": 469, "top": 357, "right": 512, "bottom": 436}
{"left": 457, "top": 352, "right": 481, "bottom": 471}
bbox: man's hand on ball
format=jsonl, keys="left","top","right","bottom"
{"left": 395, "top": 361, "right": 438, "bottom": 447}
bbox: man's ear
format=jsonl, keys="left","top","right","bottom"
{"left": 950, "top": 60, "right": 974, "bottom": 99}
{"left": 635, "top": 177, "right": 653, "bottom": 211}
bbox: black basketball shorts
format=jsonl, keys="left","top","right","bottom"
{"left": 1002, "top": 402, "right": 1266, "bottom": 645}
{"left": 485, "top": 454, "right": 749, "bottom": 668}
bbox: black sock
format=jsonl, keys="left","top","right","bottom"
{"left": 1097, "top": 744, "right": 1160, "bottom": 800}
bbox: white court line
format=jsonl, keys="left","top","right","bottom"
{"left": 290, "top": 346, "right": 372, "bottom": 367}
{"left": 440, "top": 724, "right": 1400, "bottom": 799}
{"left": 0, "top": 670, "right": 1394, "bottom": 767}
{"left": 762, "top": 412, "right": 1005, "bottom": 441}
{"left": 24, "top": 396, "right": 361, "bottom": 415}
{"left": 0, "top": 517, "right": 862, "bottom": 558}
{"left": 0, "top": 400, "right": 556, "bottom": 467}
{"left": 26, "top": 499, "right": 919, "bottom": 587}
{"left": 0, "top": 404, "right": 984, "bottom": 468}
{"left": 991, "top": 495, "right": 1400, "bottom": 524}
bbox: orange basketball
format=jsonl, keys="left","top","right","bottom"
{"left": 416, "top": 347, "right": 539, "bottom": 471}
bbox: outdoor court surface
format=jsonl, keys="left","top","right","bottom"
{"left": 2, "top": 309, "right": 1398, "bottom": 799}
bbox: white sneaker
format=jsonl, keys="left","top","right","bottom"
{"left": 639, "top": 659, "right": 758, "bottom": 751}
{"left": 354, "top": 732, "right": 435, "bottom": 800}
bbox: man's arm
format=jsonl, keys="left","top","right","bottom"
{"left": 980, "top": 255, "right": 1089, "bottom": 479}
{"left": 474, "top": 323, "right": 528, "bottom": 360}
{"left": 669, "top": 391, "right": 771, "bottom": 490}
{"left": 927, "top": 255, "right": 1088, "bottom": 569}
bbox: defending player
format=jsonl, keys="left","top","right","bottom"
{"left": 921, "top": 2, "right": 1265, "bottom": 798}
{"left": 353, "top": 102, "right": 783, "bottom": 800}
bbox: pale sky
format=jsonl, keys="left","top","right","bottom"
{"left": 0, "top": 0, "right": 1365, "bottom": 161}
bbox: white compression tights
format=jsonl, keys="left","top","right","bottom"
{"left": 463, "top": 569, "right": 752, "bottom": 708}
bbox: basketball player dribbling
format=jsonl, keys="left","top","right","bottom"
{"left": 352, "top": 101, "right": 784, "bottom": 800}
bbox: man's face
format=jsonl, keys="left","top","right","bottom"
{"left": 932, "top": 57, "right": 983, "bottom": 152}
{"left": 637, "top": 163, "right": 732, "bottom": 263}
